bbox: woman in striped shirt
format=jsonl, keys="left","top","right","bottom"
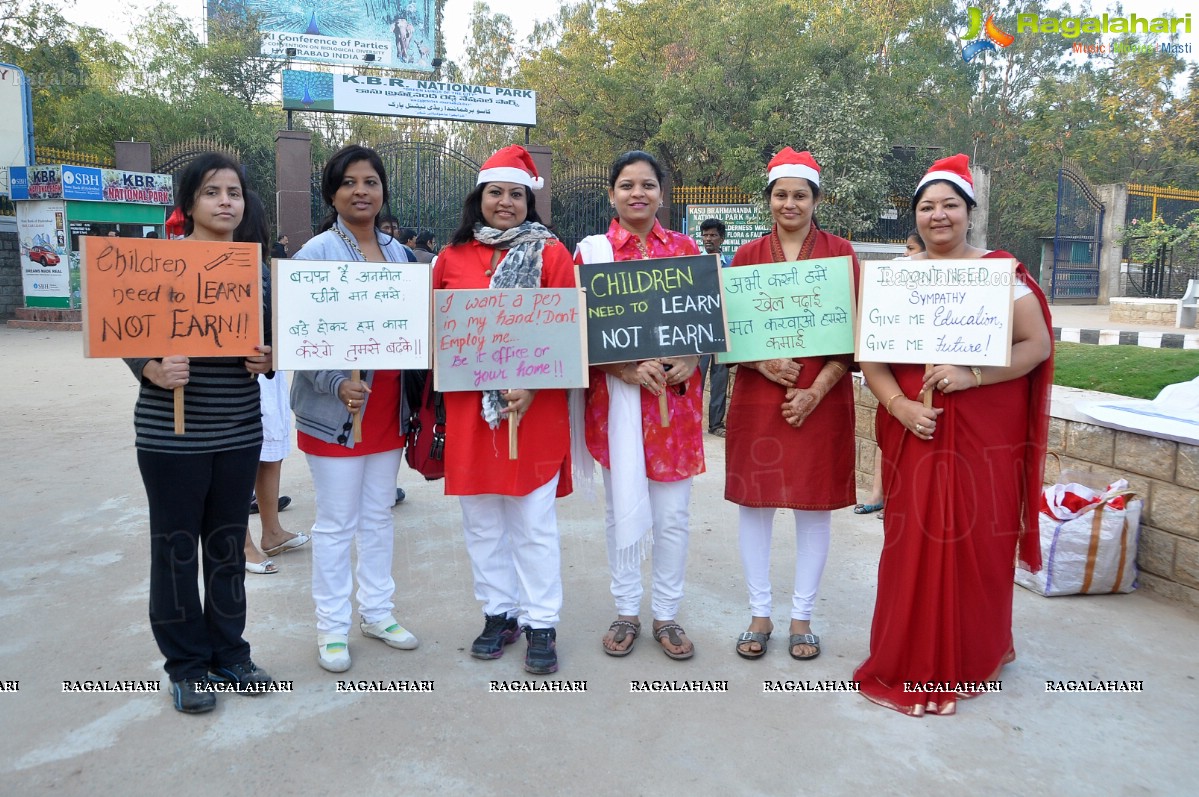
{"left": 125, "top": 153, "right": 275, "bottom": 713}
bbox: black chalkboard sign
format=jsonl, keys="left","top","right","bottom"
{"left": 577, "top": 254, "right": 728, "bottom": 364}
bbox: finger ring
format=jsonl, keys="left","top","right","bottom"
{"left": 941, "top": 378, "right": 949, "bottom": 386}
{"left": 916, "top": 424, "right": 924, "bottom": 432}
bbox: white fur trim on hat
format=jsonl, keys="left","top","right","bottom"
{"left": 476, "top": 166, "right": 544, "bottom": 190}
{"left": 917, "top": 170, "right": 974, "bottom": 201}
{"left": 767, "top": 163, "right": 820, "bottom": 187}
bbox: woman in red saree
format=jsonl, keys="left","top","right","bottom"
{"left": 854, "top": 154, "right": 1053, "bottom": 716}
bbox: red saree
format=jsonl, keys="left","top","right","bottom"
{"left": 853, "top": 253, "right": 1053, "bottom": 716}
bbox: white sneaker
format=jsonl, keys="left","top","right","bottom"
{"left": 317, "top": 633, "right": 351, "bottom": 672}
{"left": 360, "top": 616, "right": 419, "bottom": 650}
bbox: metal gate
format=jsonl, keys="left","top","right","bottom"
{"left": 311, "top": 141, "right": 480, "bottom": 249}
{"left": 1049, "top": 161, "right": 1104, "bottom": 302}
{"left": 551, "top": 165, "right": 611, "bottom": 254}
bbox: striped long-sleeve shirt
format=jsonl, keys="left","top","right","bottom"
{"left": 124, "top": 357, "right": 263, "bottom": 454}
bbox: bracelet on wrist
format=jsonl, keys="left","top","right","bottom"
{"left": 885, "top": 392, "right": 904, "bottom": 414}
{"left": 970, "top": 366, "right": 983, "bottom": 387}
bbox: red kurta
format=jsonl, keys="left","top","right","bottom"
{"left": 723, "top": 229, "right": 858, "bottom": 509}
{"left": 432, "top": 239, "right": 575, "bottom": 497}
{"left": 854, "top": 253, "right": 1054, "bottom": 716}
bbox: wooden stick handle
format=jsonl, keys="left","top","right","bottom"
{"left": 351, "top": 369, "right": 363, "bottom": 443}
{"left": 173, "top": 386, "right": 185, "bottom": 435}
{"left": 508, "top": 412, "right": 518, "bottom": 460}
{"left": 923, "top": 364, "right": 933, "bottom": 409}
{"left": 659, "top": 391, "right": 670, "bottom": 427}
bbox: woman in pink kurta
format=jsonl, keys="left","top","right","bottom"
{"left": 575, "top": 150, "right": 704, "bottom": 660}
{"left": 436, "top": 146, "right": 572, "bottom": 675}
{"left": 725, "top": 149, "right": 858, "bottom": 663}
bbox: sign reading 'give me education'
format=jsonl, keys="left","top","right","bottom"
{"left": 432, "top": 289, "right": 587, "bottom": 392}
{"left": 577, "top": 254, "right": 728, "bottom": 365}
{"left": 272, "top": 258, "right": 431, "bottom": 371}
{"left": 81, "top": 237, "right": 263, "bottom": 358}
{"left": 855, "top": 258, "right": 1016, "bottom": 366}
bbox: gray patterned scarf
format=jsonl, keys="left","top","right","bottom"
{"left": 474, "top": 221, "right": 555, "bottom": 427}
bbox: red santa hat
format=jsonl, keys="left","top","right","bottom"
{"left": 916, "top": 153, "right": 975, "bottom": 201}
{"left": 476, "top": 145, "right": 544, "bottom": 189}
{"left": 165, "top": 206, "right": 187, "bottom": 238}
{"left": 766, "top": 147, "right": 821, "bottom": 187}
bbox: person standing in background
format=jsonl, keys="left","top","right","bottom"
{"left": 698, "top": 217, "right": 732, "bottom": 436}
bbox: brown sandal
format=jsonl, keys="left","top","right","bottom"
{"left": 602, "top": 619, "right": 640, "bottom": 657}
{"left": 653, "top": 623, "right": 695, "bottom": 660}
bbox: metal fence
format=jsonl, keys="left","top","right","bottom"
{"left": 1122, "top": 183, "right": 1199, "bottom": 299}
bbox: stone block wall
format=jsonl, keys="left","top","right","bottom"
{"left": 1109, "top": 297, "right": 1182, "bottom": 327}
{"left": 853, "top": 378, "right": 1199, "bottom": 610}
{"left": 0, "top": 231, "right": 21, "bottom": 319}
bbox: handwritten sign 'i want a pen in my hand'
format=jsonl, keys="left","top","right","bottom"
{"left": 81, "top": 237, "right": 263, "bottom": 358}
{"left": 432, "top": 288, "right": 587, "bottom": 392}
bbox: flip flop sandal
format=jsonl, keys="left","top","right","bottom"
{"left": 245, "top": 558, "right": 278, "bottom": 575}
{"left": 654, "top": 623, "right": 695, "bottom": 660}
{"left": 263, "top": 532, "right": 311, "bottom": 557}
{"left": 603, "top": 620, "right": 640, "bottom": 657}
{"left": 789, "top": 633, "right": 821, "bottom": 660}
{"left": 735, "top": 630, "right": 771, "bottom": 660}
{"left": 853, "top": 503, "right": 884, "bottom": 515}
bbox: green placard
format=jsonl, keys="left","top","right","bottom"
{"left": 717, "top": 256, "right": 855, "bottom": 363}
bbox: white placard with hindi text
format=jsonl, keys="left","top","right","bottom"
{"left": 273, "top": 258, "right": 432, "bottom": 371}
{"left": 855, "top": 258, "right": 1016, "bottom": 366}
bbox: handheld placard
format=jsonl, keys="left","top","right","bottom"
{"left": 174, "top": 386, "right": 185, "bottom": 434}
{"left": 351, "top": 369, "right": 363, "bottom": 443}
{"left": 508, "top": 411, "right": 519, "bottom": 460}
{"left": 81, "top": 236, "right": 264, "bottom": 436}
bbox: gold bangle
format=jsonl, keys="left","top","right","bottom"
{"left": 971, "top": 366, "right": 983, "bottom": 387}
{"left": 885, "top": 392, "right": 904, "bottom": 414}
{"left": 827, "top": 361, "right": 847, "bottom": 375}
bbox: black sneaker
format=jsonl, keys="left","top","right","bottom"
{"left": 208, "top": 660, "right": 273, "bottom": 695}
{"left": 394, "top": 487, "right": 406, "bottom": 506}
{"left": 470, "top": 613, "right": 520, "bottom": 660}
{"left": 523, "top": 627, "right": 558, "bottom": 675}
{"left": 171, "top": 676, "right": 216, "bottom": 714}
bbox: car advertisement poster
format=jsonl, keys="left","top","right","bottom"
{"left": 16, "top": 199, "right": 72, "bottom": 308}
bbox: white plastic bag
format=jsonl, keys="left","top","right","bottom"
{"left": 1016, "top": 482, "right": 1142, "bottom": 596}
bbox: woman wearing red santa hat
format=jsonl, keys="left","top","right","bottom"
{"left": 854, "top": 153, "right": 1053, "bottom": 716}
{"left": 724, "top": 148, "right": 859, "bottom": 663}
{"left": 435, "top": 145, "right": 575, "bottom": 675}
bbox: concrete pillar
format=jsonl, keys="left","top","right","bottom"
{"left": 526, "top": 144, "right": 552, "bottom": 226}
{"left": 275, "top": 129, "right": 312, "bottom": 251}
{"left": 114, "top": 142, "right": 152, "bottom": 173}
{"left": 1096, "top": 184, "right": 1127, "bottom": 304}
{"left": 968, "top": 165, "right": 989, "bottom": 250}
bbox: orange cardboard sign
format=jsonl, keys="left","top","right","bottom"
{"left": 81, "top": 236, "right": 264, "bottom": 358}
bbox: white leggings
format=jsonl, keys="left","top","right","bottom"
{"left": 737, "top": 506, "right": 831, "bottom": 621}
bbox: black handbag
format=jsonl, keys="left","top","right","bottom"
{"left": 404, "top": 370, "right": 445, "bottom": 481}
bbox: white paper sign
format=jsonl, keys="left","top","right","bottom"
{"left": 855, "top": 258, "right": 1016, "bottom": 366}
{"left": 273, "top": 258, "right": 432, "bottom": 371}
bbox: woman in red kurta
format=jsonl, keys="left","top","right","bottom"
{"left": 854, "top": 154, "right": 1053, "bottom": 716}
{"left": 435, "top": 146, "right": 572, "bottom": 676}
{"left": 725, "top": 149, "right": 857, "bottom": 662}
{"left": 576, "top": 150, "right": 704, "bottom": 661}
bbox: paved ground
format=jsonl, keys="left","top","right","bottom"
{"left": 1, "top": 325, "right": 1196, "bottom": 796}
